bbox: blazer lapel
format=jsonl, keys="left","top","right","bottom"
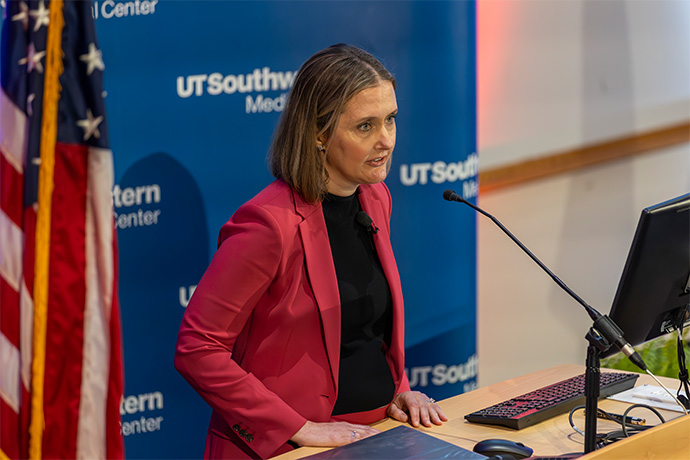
{"left": 293, "top": 191, "right": 341, "bottom": 392}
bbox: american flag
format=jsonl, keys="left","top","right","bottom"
{"left": 0, "top": 1, "right": 124, "bottom": 458}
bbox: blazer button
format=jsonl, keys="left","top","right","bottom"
{"left": 239, "top": 429, "right": 247, "bottom": 437}
{"left": 232, "top": 424, "right": 241, "bottom": 432}
{"left": 245, "top": 434, "right": 254, "bottom": 442}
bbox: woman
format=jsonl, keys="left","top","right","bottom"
{"left": 175, "top": 44, "right": 447, "bottom": 460}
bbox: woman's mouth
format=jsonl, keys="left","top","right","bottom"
{"left": 367, "top": 155, "right": 388, "bottom": 167}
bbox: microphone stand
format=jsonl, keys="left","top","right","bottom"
{"left": 442, "top": 190, "right": 646, "bottom": 454}
{"left": 583, "top": 326, "right": 610, "bottom": 452}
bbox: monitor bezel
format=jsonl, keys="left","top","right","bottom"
{"left": 605, "top": 192, "right": 690, "bottom": 355}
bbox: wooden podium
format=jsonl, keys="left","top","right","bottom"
{"left": 274, "top": 364, "right": 689, "bottom": 459}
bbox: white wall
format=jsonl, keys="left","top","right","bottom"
{"left": 478, "top": 0, "right": 690, "bottom": 169}
{"left": 476, "top": 0, "right": 690, "bottom": 386}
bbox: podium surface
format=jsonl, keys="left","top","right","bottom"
{"left": 274, "top": 364, "right": 689, "bottom": 459}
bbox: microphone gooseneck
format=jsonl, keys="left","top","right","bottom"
{"left": 443, "top": 189, "right": 647, "bottom": 371}
{"left": 443, "top": 190, "right": 600, "bottom": 320}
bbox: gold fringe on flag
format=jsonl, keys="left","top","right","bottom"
{"left": 29, "top": 0, "right": 65, "bottom": 458}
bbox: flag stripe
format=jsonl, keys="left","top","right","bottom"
{"left": 77, "top": 145, "right": 115, "bottom": 459}
{"left": 106, "top": 267, "right": 124, "bottom": 460}
{"left": 0, "top": 89, "right": 27, "bottom": 174}
{"left": 0, "top": 276, "right": 20, "bottom": 347}
{"left": 0, "top": 333, "right": 20, "bottom": 413}
{"left": 0, "top": 209, "right": 23, "bottom": 294}
{"left": 1, "top": 396, "right": 20, "bottom": 460}
{"left": 41, "top": 142, "right": 87, "bottom": 459}
{"left": 0, "top": 152, "right": 25, "bottom": 229}
{"left": 19, "top": 275, "right": 34, "bottom": 392}
{"left": 18, "top": 204, "right": 37, "bottom": 397}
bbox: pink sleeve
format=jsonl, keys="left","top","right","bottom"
{"left": 174, "top": 203, "right": 306, "bottom": 459}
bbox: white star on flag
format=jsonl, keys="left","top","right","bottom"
{"left": 18, "top": 43, "right": 46, "bottom": 73}
{"left": 29, "top": 0, "right": 50, "bottom": 32}
{"left": 12, "top": 1, "right": 30, "bottom": 30}
{"left": 79, "top": 43, "right": 105, "bottom": 75}
{"left": 76, "top": 108, "right": 104, "bottom": 141}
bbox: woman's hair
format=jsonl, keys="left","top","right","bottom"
{"left": 268, "top": 44, "right": 396, "bottom": 203}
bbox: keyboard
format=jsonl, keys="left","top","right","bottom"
{"left": 465, "top": 372, "right": 639, "bottom": 430}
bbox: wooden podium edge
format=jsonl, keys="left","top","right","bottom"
{"left": 579, "top": 413, "right": 690, "bottom": 460}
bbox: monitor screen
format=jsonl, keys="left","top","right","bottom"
{"left": 606, "top": 192, "right": 690, "bottom": 354}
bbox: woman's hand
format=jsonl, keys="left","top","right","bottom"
{"left": 387, "top": 391, "right": 449, "bottom": 427}
{"left": 290, "top": 420, "right": 380, "bottom": 447}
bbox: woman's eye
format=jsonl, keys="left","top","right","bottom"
{"left": 386, "top": 115, "right": 397, "bottom": 124}
{"left": 359, "top": 122, "right": 372, "bottom": 132}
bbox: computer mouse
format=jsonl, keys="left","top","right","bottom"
{"left": 473, "top": 439, "right": 534, "bottom": 459}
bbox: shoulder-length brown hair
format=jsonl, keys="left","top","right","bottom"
{"left": 268, "top": 44, "right": 396, "bottom": 203}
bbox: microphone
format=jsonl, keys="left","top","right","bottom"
{"left": 443, "top": 189, "right": 647, "bottom": 371}
{"left": 356, "top": 211, "right": 379, "bottom": 234}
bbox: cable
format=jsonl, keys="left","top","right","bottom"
{"left": 676, "top": 324, "right": 690, "bottom": 409}
{"left": 567, "top": 406, "right": 586, "bottom": 437}
{"left": 620, "top": 404, "right": 665, "bottom": 438}
{"left": 568, "top": 405, "right": 666, "bottom": 449}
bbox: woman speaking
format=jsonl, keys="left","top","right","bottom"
{"left": 175, "top": 44, "right": 446, "bottom": 459}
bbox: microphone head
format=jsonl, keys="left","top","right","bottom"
{"left": 355, "top": 211, "right": 373, "bottom": 228}
{"left": 443, "top": 189, "right": 460, "bottom": 201}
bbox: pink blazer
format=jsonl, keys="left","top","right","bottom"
{"left": 175, "top": 179, "right": 410, "bottom": 459}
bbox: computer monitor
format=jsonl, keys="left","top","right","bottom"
{"left": 606, "top": 192, "right": 690, "bottom": 355}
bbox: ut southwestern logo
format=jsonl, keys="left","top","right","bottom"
{"left": 406, "top": 354, "right": 478, "bottom": 394}
{"left": 177, "top": 67, "right": 297, "bottom": 114}
{"left": 92, "top": 0, "right": 158, "bottom": 19}
{"left": 399, "top": 154, "right": 479, "bottom": 197}
{"left": 120, "top": 391, "right": 164, "bottom": 436}
{"left": 179, "top": 285, "right": 196, "bottom": 308}
{"left": 113, "top": 183, "right": 162, "bottom": 230}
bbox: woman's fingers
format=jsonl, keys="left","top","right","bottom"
{"left": 388, "top": 391, "right": 448, "bottom": 427}
{"left": 291, "top": 421, "right": 380, "bottom": 447}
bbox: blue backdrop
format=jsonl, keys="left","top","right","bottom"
{"left": 1, "top": 1, "right": 477, "bottom": 458}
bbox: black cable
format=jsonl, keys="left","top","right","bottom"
{"left": 568, "top": 404, "right": 666, "bottom": 449}
{"left": 620, "top": 404, "right": 665, "bottom": 438}
{"left": 676, "top": 321, "right": 690, "bottom": 409}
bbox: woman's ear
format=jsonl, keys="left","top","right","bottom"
{"left": 316, "top": 136, "right": 327, "bottom": 152}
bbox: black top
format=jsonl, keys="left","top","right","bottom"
{"left": 322, "top": 192, "right": 395, "bottom": 415}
